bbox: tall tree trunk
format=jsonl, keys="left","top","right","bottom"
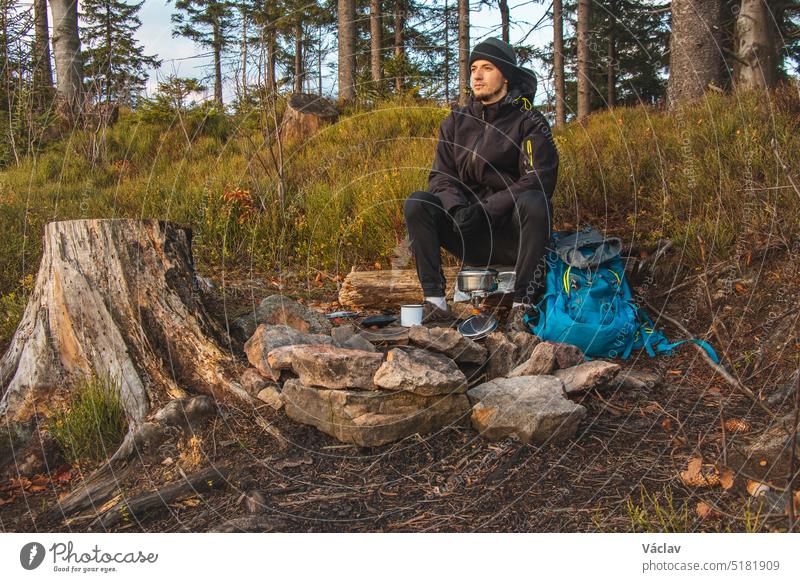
{"left": 444, "top": 0, "right": 450, "bottom": 104}
{"left": 577, "top": 0, "right": 592, "bottom": 121}
{"left": 33, "top": 0, "right": 54, "bottom": 108}
{"left": 370, "top": 0, "right": 383, "bottom": 86}
{"left": 457, "top": 0, "right": 470, "bottom": 106}
{"left": 241, "top": 4, "right": 248, "bottom": 102}
{"left": 668, "top": 0, "right": 723, "bottom": 108}
{"left": 105, "top": 0, "right": 112, "bottom": 103}
{"left": 318, "top": 24, "right": 323, "bottom": 96}
{"left": 735, "top": 0, "right": 778, "bottom": 89}
{"left": 607, "top": 18, "right": 616, "bottom": 107}
{"left": 338, "top": 0, "right": 356, "bottom": 102}
{"left": 267, "top": 28, "right": 276, "bottom": 95}
{"left": 49, "top": 0, "right": 84, "bottom": 117}
{"left": 394, "top": 0, "right": 406, "bottom": 93}
{"left": 499, "top": 0, "right": 510, "bottom": 43}
{"left": 212, "top": 19, "right": 223, "bottom": 107}
{"left": 294, "top": 16, "right": 303, "bottom": 94}
{"left": 553, "top": 0, "right": 565, "bottom": 126}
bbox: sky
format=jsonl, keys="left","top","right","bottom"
{"left": 132, "top": 0, "right": 554, "bottom": 103}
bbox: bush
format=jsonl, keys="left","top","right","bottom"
{"left": 46, "top": 373, "right": 127, "bottom": 465}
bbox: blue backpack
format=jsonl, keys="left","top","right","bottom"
{"left": 523, "top": 227, "right": 720, "bottom": 363}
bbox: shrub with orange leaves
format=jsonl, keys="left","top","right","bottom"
{"left": 221, "top": 186, "right": 256, "bottom": 225}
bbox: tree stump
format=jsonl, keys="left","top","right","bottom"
{"left": 280, "top": 92, "right": 339, "bottom": 143}
{"left": 0, "top": 219, "right": 248, "bottom": 429}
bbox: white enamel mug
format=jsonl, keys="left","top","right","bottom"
{"left": 400, "top": 304, "right": 424, "bottom": 327}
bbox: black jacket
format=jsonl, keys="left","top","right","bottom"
{"left": 427, "top": 75, "right": 559, "bottom": 220}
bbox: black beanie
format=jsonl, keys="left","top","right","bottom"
{"left": 468, "top": 38, "right": 518, "bottom": 85}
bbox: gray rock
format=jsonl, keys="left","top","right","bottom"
{"left": 467, "top": 376, "right": 586, "bottom": 444}
{"left": 613, "top": 368, "right": 662, "bottom": 391}
{"left": 244, "top": 324, "right": 333, "bottom": 381}
{"left": 331, "top": 324, "right": 358, "bottom": 345}
{"left": 554, "top": 361, "right": 621, "bottom": 395}
{"left": 281, "top": 379, "right": 471, "bottom": 447}
{"left": 729, "top": 413, "right": 800, "bottom": 481}
{"left": 240, "top": 367, "right": 270, "bottom": 397}
{"left": 373, "top": 347, "right": 467, "bottom": 396}
{"left": 408, "top": 325, "right": 487, "bottom": 364}
{"left": 332, "top": 325, "right": 377, "bottom": 352}
{"left": 508, "top": 341, "right": 584, "bottom": 377}
{"left": 234, "top": 294, "right": 331, "bottom": 341}
{"left": 484, "top": 332, "right": 518, "bottom": 379}
{"left": 257, "top": 386, "right": 284, "bottom": 410}
{"left": 267, "top": 344, "right": 384, "bottom": 390}
{"left": 506, "top": 331, "right": 541, "bottom": 365}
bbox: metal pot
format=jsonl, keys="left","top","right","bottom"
{"left": 456, "top": 268, "right": 499, "bottom": 293}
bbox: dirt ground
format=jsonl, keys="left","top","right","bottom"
{"left": 2, "top": 237, "right": 799, "bottom": 533}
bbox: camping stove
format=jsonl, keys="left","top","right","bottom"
{"left": 456, "top": 268, "right": 499, "bottom": 340}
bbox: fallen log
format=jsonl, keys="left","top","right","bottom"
{"left": 339, "top": 267, "right": 460, "bottom": 309}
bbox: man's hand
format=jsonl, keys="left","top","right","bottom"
{"left": 450, "top": 204, "right": 491, "bottom": 238}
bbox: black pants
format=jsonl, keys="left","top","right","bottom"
{"left": 404, "top": 189, "right": 553, "bottom": 305}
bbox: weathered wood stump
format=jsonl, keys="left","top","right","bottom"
{"left": 338, "top": 267, "right": 460, "bottom": 309}
{"left": 0, "top": 219, "right": 249, "bottom": 431}
{"left": 280, "top": 92, "right": 339, "bottom": 143}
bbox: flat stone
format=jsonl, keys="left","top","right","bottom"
{"left": 508, "top": 341, "right": 584, "bottom": 377}
{"left": 240, "top": 367, "right": 270, "bottom": 397}
{"left": 467, "top": 376, "right": 586, "bottom": 444}
{"left": 281, "top": 379, "right": 471, "bottom": 447}
{"left": 484, "top": 332, "right": 518, "bottom": 379}
{"left": 234, "top": 294, "right": 331, "bottom": 340}
{"left": 257, "top": 386, "right": 283, "bottom": 410}
{"left": 373, "top": 347, "right": 467, "bottom": 396}
{"left": 408, "top": 325, "right": 487, "bottom": 364}
{"left": 357, "top": 326, "right": 409, "bottom": 346}
{"left": 267, "top": 344, "right": 384, "bottom": 390}
{"left": 555, "top": 361, "right": 621, "bottom": 395}
{"left": 244, "top": 324, "right": 333, "bottom": 381}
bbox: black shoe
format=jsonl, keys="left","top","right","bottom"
{"left": 421, "top": 301, "right": 456, "bottom": 324}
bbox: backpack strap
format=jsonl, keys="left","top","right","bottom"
{"left": 632, "top": 306, "right": 721, "bottom": 363}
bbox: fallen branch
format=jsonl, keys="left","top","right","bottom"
{"left": 90, "top": 464, "right": 231, "bottom": 530}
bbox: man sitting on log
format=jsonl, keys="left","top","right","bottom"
{"left": 404, "top": 37, "right": 559, "bottom": 332}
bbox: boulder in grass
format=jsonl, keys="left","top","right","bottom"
{"left": 234, "top": 294, "right": 332, "bottom": 341}
{"left": 267, "top": 344, "right": 384, "bottom": 390}
{"left": 281, "top": 379, "right": 471, "bottom": 447}
{"left": 467, "top": 376, "right": 586, "bottom": 444}
{"left": 373, "top": 347, "right": 467, "bottom": 396}
{"left": 554, "top": 361, "right": 621, "bottom": 395}
{"left": 244, "top": 324, "right": 333, "bottom": 381}
{"left": 408, "top": 325, "right": 487, "bottom": 364}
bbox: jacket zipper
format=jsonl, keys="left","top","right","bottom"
{"left": 471, "top": 109, "right": 487, "bottom": 164}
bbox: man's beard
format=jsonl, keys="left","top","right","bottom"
{"left": 477, "top": 83, "right": 506, "bottom": 103}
